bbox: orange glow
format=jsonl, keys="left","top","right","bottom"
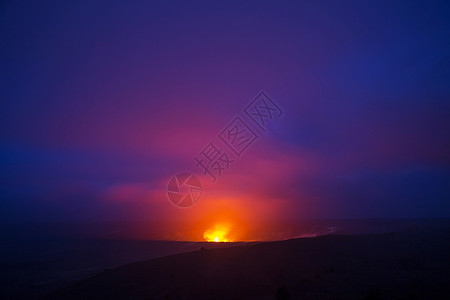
{"left": 203, "top": 222, "right": 234, "bottom": 242}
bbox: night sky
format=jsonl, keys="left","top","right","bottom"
{"left": 1, "top": 0, "right": 449, "bottom": 225}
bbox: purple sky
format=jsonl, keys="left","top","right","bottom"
{"left": 1, "top": 0, "right": 449, "bottom": 224}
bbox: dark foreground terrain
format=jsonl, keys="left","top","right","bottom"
{"left": 45, "top": 227, "right": 450, "bottom": 299}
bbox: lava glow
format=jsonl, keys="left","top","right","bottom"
{"left": 203, "top": 223, "right": 233, "bottom": 242}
